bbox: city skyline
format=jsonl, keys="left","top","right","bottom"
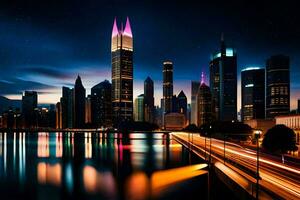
{"left": 1, "top": 1, "right": 300, "bottom": 111}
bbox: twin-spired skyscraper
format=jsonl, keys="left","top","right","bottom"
{"left": 111, "top": 17, "right": 133, "bottom": 124}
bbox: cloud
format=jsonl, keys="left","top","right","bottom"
{"left": 24, "top": 67, "right": 74, "bottom": 80}
{"left": 0, "top": 78, "right": 57, "bottom": 95}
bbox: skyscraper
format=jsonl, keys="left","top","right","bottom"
{"left": 61, "top": 86, "right": 73, "bottom": 128}
{"left": 210, "top": 35, "right": 237, "bottom": 121}
{"left": 22, "top": 91, "right": 38, "bottom": 128}
{"left": 111, "top": 17, "right": 133, "bottom": 125}
{"left": 241, "top": 67, "right": 265, "bottom": 121}
{"left": 163, "top": 61, "right": 173, "bottom": 114}
{"left": 191, "top": 81, "right": 200, "bottom": 125}
{"left": 134, "top": 94, "right": 144, "bottom": 122}
{"left": 197, "top": 74, "right": 212, "bottom": 127}
{"left": 73, "top": 75, "right": 86, "bottom": 128}
{"left": 91, "top": 80, "right": 112, "bottom": 128}
{"left": 85, "top": 95, "right": 92, "bottom": 124}
{"left": 144, "top": 76, "right": 154, "bottom": 123}
{"left": 55, "top": 102, "right": 62, "bottom": 129}
{"left": 266, "top": 55, "right": 290, "bottom": 118}
{"left": 177, "top": 90, "right": 187, "bottom": 119}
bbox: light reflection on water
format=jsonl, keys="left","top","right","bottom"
{"left": 0, "top": 132, "right": 207, "bottom": 200}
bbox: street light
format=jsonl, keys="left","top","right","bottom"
{"left": 254, "top": 129, "right": 262, "bottom": 200}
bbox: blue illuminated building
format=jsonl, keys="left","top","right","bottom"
{"left": 241, "top": 67, "right": 265, "bottom": 121}
{"left": 209, "top": 35, "right": 237, "bottom": 121}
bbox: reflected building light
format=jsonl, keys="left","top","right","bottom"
{"left": 83, "top": 165, "right": 116, "bottom": 197}
{"left": 13, "top": 132, "right": 16, "bottom": 173}
{"left": 125, "top": 172, "right": 150, "bottom": 200}
{"left": 56, "top": 132, "right": 63, "bottom": 158}
{"left": 19, "top": 132, "right": 26, "bottom": 184}
{"left": 245, "top": 84, "right": 254, "bottom": 88}
{"left": 0, "top": 133, "right": 2, "bottom": 156}
{"left": 150, "top": 164, "right": 208, "bottom": 197}
{"left": 4, "top": 132, "right": 7, "bottom": 176}
{"left": 37, "top": 162, "right": 62, "bottom": 186}
{"left": 85, "top": 134, "right": 92, "bottom": 159}
{"left": 65, "top": 163, "right": 73, "bottom": 194}
{"left": 37, "top": 132, "right": 49, "bottom": 158}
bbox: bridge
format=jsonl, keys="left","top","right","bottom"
{"left": 171, "top": 132, "right": 300, "bottom": 200}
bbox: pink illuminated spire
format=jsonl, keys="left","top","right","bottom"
{"left": 112, "top": 17, "right": 119, "bottom": 38}
{"left": 201, "top": 72, "right": 205, "bottom": 85}
{"left": 123, "top": 17, "right": 132, "bottom": 37}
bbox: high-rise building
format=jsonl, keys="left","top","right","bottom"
{"left": 266, "top": 55, "right": 290, "bottom": 118}
{"left": 55, "top": 102, "right": 62, "bottom": 129}
{"left": 197, "top": 74, "right": 212, "bottom": 127}
{"left": 91, "top": 80, "right": 112, "bottom": 127}
{"left": 61, "top": 86, "right": 73, "bottom": 128}
{"left": 163, "top": 61, "right": 173, "bottom": 114}
{"left": 111, "top": 17, "right": 133, "bottom": 125}
{"left": 73, "top": 75, "right": 86, "bottom": 128}
{"left": 144, "top": 76, "right": 154, "bottom": 123}
{"left": 191, "top": 81, "right": 200, "bottom": 125}
{"left": 85, "top": 95, "right": 92, "bottom": 124}
{"left": 134, "top": 94, "right": 144, "bottom": 122}
{"left": 210, "top": 35, "right": 237, "bottom": 121}
{"left": 177, "top": 90, "right": 187, "bottom": 119}
{"left": 22, "top": 91, "right": 38, "bottom": 128}
{"left": 298, "top": 99, "right": 300, "bottom": 114}
{"left": 241, "top": 67, "right": 265, "bottom": 121}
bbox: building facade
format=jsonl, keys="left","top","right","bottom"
{"left": 61, "top": 86, "right": 73, "bottom": 129}
{"left": 163, "top": 61, "right": 173, "bottom": 114}
{"left": 266, "top": 55, "right": 290, "bottom": 118}
{"left": 275, "top": 115, "right": 300, "bottom": 155}
{"left": 197, "top": 82, "right": 212, "bottom": 127}
{"left": 210, "top": 36, "right": 237, "bottom": 121}
{"left": 134, "top": 94, "right": 144, "bottom": 122}
{"left": 144, "top": 77, "right": 154, "bottom": 123}
{"left": 111, "top": 17, "right": 133, "bottom": 125}
{"left": 191, "top": 81, "right": 200, "bottom": 125}
{"left": 241, "top": 67, "right": 265, "bottom": 121}
{"left": 91, "top": 80, "right": 112, "bottom": 128}
{"left": 22, "top": 91, "right": 38, "bottom": 128}
{"left": 73, "top": 75, "right": 86, "bottom": 128}
{"left": 177, "top": 90, "right": 187, "bottom": 120}
{"left": 164, "top": 113, "right": 185, "bottom": 130}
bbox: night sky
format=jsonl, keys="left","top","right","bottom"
{"left": 1, "top": 0, "right": 300, "bottom": 110}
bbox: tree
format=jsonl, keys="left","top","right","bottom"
{"left": 183, "top": 124, "right": 199, "bottom": 132}
{"left": 262, "top": 125, "right": 297, "bottom": 156}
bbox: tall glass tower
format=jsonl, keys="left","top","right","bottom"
{"left": 266, "top": 55, "right": 290, "bottom": 118}
{"left": 241, "top": 67, "right": 265, "bottom": 121}
{"left": 163, "top": 61, "right": 173, "bottom": 114}
{"left": 210, "top": 35, "right": 237, "bottom": 121}
{"left": 111, "top": 17, "right": 133, "bottom": 125}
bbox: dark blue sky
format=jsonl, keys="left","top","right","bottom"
{"left": 0, "top": 0, "right": 300, "bottom": 109}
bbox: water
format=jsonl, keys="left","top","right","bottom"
{"left": 0, "top": 132, "right": 213, "bottom": 200}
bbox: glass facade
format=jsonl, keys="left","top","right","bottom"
{"left": 210, "top": 39, "right": 237, "bottom": 121}
{"left": 111, "top": 18, "right": 133, "bottom": 124}
{"left": 163, "top": 61, "right": 173, "bottom": 114}
{"left": 241, "top": 68, "right": 265, "bottom": 121}
{"left": 266, "top": 55, "right": 290, "bottom": 118}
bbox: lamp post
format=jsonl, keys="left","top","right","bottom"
{"left": 254, "top": 130, "right": 262, "bottom": 200}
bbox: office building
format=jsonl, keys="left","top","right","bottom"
{"left": 266, "top": 55, "right": 290, "bottom": 118}
{"left": 241, "top": 67, "right": 265, "bottom": 121}
{"left": 191, "top": 81, "right": 200, "bottom": 125}
{"left": 91, "top": 80, "right": 112, "bottom": 127}
{"left": 111, "top": 17, "right": 133, "bottom": 124}
{"left": 73, "top": 75, "right": 86, "bottom": 128}
{"left": 210, "top": 35, "right": 237, "bottom": 121}
{"left": 22, "top": 91, "right": 38, "bottom": 128}
{"left": 134, "top": 94, "right": 144, "bottom": 122}
{"left": 163, "top": 61, "right": 173, "bottom": 114}
{"left": 144, "top": 76, "right": 154, "bottom": 123}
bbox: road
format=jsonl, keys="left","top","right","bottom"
{"left": 171, "top": 132, "right": 300, "bottom": 199}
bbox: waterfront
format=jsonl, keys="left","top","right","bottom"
{"left": 0, "top": 132, "right": 235, "bottom": 200}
